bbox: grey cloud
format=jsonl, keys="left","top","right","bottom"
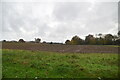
{"left": 53, "top": 2, "right": 91, "bottom": 22}
{"left": 1, "top": 2, "right": 118, "bottom": 42}
{"left": 51, "top": 2, "right": 118, "bottom": 40}
{"left": 118, "top": 1, "right": 120, "bottom": 30}
{"left": 85, "top": 2, "right": 118, "bottom": 33}
{"left": 2, "top": 2, "right": 54, "bottom": 41}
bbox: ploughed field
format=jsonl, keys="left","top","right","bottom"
{"left": 2, "top": 43, "right": 119, "bottom": 53}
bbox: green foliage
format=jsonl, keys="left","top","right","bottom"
{"left": 95, "top": 38, "right": 104, "bottom": 45}
{"left": 35, "top": 38, "right": 41, "bottom": 43}
{"left": 2, "top": 49, "right": 118, "bottom": 78}
{"left": 70, "top": 35, "right": 84, "bottom": 45}
{"left": 104, "top": 34, "right": 114, "bottom": 45}
{"left": 65, "top": 34, "right": 119, "bottom": 45}
{"left": 2, "top": 40, "right": 6, "bottom": 42}
{"left": 65, "top": 40, "right": 71, "bottom": 45}
{"left": 19, "top": 39, "right": 25, "bottom": 43}
{"left": 85, "top": 34, "right": 96, "bottom": 45}
{"left": 118, "top": 31, "right": 120, "bottom": 37}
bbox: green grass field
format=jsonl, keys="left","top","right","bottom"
{"left": 2, "top": 49, "right": 119, "bottom": 78}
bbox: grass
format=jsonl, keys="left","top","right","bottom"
{"left": 2, "top": 49, "right": 119, "bottom": 78}
{"left": 103, "top": 45, "right": 120, "bottom": 47}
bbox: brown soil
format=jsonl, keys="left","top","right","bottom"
{"left": 2, "top": 43, "right": 119, "bottom": 53}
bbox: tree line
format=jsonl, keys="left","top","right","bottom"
{"left": 2, "top": 38, "right": 63, "bottom": 44}
{"left": 65, "top": 32, "right": 120, "bottom": 45}
{"left": 2, "top": 38, "right": 41, "bottom": 43}
{"left": 2, "top": 31, "right": 120, "bottom": 45}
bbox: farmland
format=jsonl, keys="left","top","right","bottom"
{"left": 2, "top": 43, "right": 119, "bottom": 53}
{"left": 2, "top": 43, "right": 119, "bottom": 78}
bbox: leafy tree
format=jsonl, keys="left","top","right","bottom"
{"left": 19, "top": 39, "right": 25, "bottom": 43}
{"left": 118, "top": 31, "right": 120, "bottom": 37}
{"left": 65, "top": 40, "right": 71, "bottom": 45}
{"left": 95, "top": 37, "right": 104, "bottom": 45}
{"left": 35, "top": 38, "right": 41, "bottom": 43}
{"left": 115, "top": 39, "right": 120, "bottom": 45}
{"left": 2, "top": 40, "right": 6, "bottom": 42}
{"left": 71, "top": 35, "right": 83, "bottom": 45}
{"left": 50, "top": 42, "right": 53, "bottom": 44}
{"left": 112, "top": 35, "right": 118, "bottom": 45}
{"left": 104, "top": 34, "right": 114, "bottom": 45}
{"left": 98, "top": 33, "right": 102, "bottom": 38}
{"left": 43, "top": 41, "right": 46, "bottom": 44}
{"left": 116, "top": 31, "right": 120, "bottom": 45}
{"left": 85, "top": 34, "right": 96, "bottom": 45}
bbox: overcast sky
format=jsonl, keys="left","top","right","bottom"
{"left": 1, "top": 0, "right": 119, "bottom": 43}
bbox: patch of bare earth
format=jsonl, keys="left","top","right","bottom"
{"left": 2, "top": 43, "right": 118, "bottom": 53}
